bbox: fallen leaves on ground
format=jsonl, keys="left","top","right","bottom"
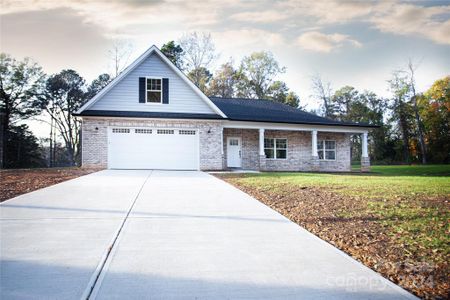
{"left": 217, "top": 175, "right": 449, "bottom": 300}
{"left": 0, "top": 168, "right": 101, "bottom": 202}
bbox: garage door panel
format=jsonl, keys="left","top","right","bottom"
{"left": 108, "top": 128, "right": 199, "bottom": 170}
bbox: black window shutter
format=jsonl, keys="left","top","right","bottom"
{"left": 162, "top": 78, "right": 169, "bottom": 104}
{"left": 139, "top": 77, "right": 145, "bottom": 103}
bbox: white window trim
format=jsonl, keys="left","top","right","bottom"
{"left": 318, "top": 139, "right": 336, "bottom": 161}
{"left": 145, "top": 77, "right": 163, "bottom": 104}
{"left": 264, "top": 137, "right": 288, "bottom": 160}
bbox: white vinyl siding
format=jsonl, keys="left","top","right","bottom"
{"left": 89, "top": 53, "right": 216, "bottom": 114}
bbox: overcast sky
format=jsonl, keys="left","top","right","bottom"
{"left": 1, "top": 0, "right": 449, "bottom": 138}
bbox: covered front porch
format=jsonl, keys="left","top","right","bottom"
{"left": 221, "top": 122, "right": 370, "bottom": 173}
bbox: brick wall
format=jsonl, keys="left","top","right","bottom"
{"left": 81, "top": 117, "right": 352, "bottom": 172}
{"left": 81, "top": 117, "right": 223, "bottom": 170}
{"left": 223, "top": 128, "right": 260, "bottom": 170}
{"left": 263, "top": 130, "right": 310, "bottom": 171}
{"left": 317, "top": 132, "right": 352, "bottom": 172}
{"left": 223, "top": 129, "right": 351, "bottom": 172}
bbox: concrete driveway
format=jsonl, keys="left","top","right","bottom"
{"left": 1, "top": 170, "right": 416, "bottom": 299}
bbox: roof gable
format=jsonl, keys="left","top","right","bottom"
{"left": 77, "top": 46, "right": 226, "bottom": 117}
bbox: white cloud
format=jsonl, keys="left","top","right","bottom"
{"left": 213, "top": 29, "right": 285, "bottom": 59}
{"left": 0, "top": 0, "right": 223, "bottom": 35}
{"left": 371, "top": 4, "right": 450, "bottom": 45}
{"left": 281, "top": 1, "right": 450, "bottom": 45}
{"left": 3, "top": 0, "right": 450, "bottom": 46}
{"left": 281, "top": 0, "right": 378, "bottom": 24}
{"left": 229, "top": 10, "right": 288, "bottom": 23}
{"left": 296, "top": 31, "right": 362, "bottom": 53}
{"left": 1, "top": 8, "right": 113, "bottom": 79}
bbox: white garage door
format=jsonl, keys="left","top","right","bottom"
{"left": 108, "top": 127, "right": 199, "bottom": 170}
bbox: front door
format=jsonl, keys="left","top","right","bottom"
{"left": 227, "top": 137, "right": 242, "bottom": 168}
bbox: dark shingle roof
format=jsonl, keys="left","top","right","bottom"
{"left": 210, "top": 97, "right": 376, "bottom": 128}
{"left": 75, "top": 98, "right": 376, "bottom": 128}
{"left": 75, "top": 110, "right": 222, "bottom": 120}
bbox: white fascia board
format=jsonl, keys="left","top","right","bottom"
{"left": 223, "top": 120, "right": 373, "bottom": 133}
{"left": 77, "top": 45, "right": 227, "bottom": 119}
{"left": 79, "top": 115, "right": 225, "bottom": 123}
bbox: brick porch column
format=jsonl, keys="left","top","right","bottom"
{"left": 361, "top": 131, "right": 370, "bottom": 172}
{"left": 259, "top": 128, "right": 266, "bottom": 171}
{"left": 311, "top": 130, "right": 320, "bottom": 171}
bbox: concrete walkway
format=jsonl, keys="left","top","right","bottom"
{"left": 1, "top": 170, "right": 416, "bottom": 299}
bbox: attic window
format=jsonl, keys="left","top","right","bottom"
{"left": 146, "top": 78, "right": 162, "bottom": 103}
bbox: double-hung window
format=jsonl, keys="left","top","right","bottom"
{"left": 146, "top": 78, "right": 162, "bottom": 103}
{"left": 264, "top": 138, "right": 287, "bottom": 159}
{"left": 317, "top": 140, "right": 336, "bottom": 160}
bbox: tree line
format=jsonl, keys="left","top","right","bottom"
{"left": 162, "top": 33, "right": 300, "bottom": 108}
{"left": 309, "top": 66, "right": 449, "bottom": 164}
{"left": 0, "top": 32, "right": 449, "bottom": 168}
{"left": 0, "top": 55, "right": 111, "bottom": 168}
{"left": 164, "top": 34, "right": 449, "bottom": 165}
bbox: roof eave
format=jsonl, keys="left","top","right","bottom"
{"left": 73, "top": 110, "right": 224, "bottom": 121}
{"left": 224, "top": 118, "right": 379, "bottom": 129}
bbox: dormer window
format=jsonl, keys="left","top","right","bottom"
{"left": 146, "top": 78, "right": 162, "bottom": 103}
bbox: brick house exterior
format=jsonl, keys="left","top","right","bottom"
{"left": 82, "top": 118, "right": 224, "bottom": 170}
{"left": 75, "top": 46, "right": 375, "bottom": 172}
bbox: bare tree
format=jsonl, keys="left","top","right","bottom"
{"left": 407, "top": 59, "right": 427, "bottom": 164}
{"left": 179, "top": 32, "right": 218, "bottom": 87}
{"left": 311, "top": 75, "right": 333, "bottom": 117}
{"left": 108, "top": 39, "right": 133, "bottom": 78}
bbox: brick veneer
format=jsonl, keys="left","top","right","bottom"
{"left": 81, "top": 117, "right": 223, "bottom": 170}
{"left": 317, "top": 132, "right": 352, "bottom": 172}
{"left": 361, "top": 156, "right": 371, "bottom": 172}
{"left": 81, "top": 117, "right": 355, "bottom": 172}
{"left": 223, "top": 129, "right": 351, "bottom": 172}
{"left": 222, "top": 128, "right": 260, "bottom": 170}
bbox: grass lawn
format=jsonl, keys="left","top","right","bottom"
{"left": 216, "top": 164, "right": 450, "bottom": 300}
{"left": 0, "top": 167, "right": 101, "bottom": 202}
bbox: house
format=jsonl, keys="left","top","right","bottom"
{"left": 75, "top": 45, "right": 375, "bottom": 172}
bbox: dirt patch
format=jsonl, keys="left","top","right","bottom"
{"left": 0, "top": 168, "right": 101, "bottom": 202}
{"left": 217, "top": 175, "right": 449, "bottom": 300}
